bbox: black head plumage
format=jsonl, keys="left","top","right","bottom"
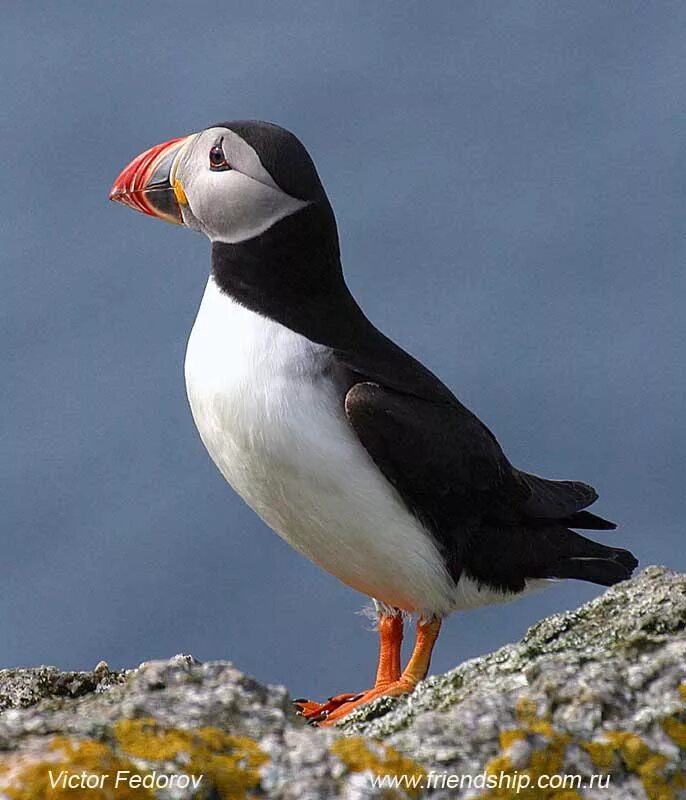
{"left": 216, "top": 120, "right": 328, "bottom": 202}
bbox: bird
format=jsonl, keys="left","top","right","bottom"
{"left": 110, "top": 120, "right": 638, "bottom": 725}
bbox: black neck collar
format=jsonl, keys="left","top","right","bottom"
{"left": 211, "top": 203, "right": 370, "bottom": 347}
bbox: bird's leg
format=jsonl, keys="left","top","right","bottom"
{"left": 373, "top": 610, "right": 404, "bottom": 688}
{"left": 318, "top": 616, "right": 441, "bottom": 726}
{"left": 293, "top": 610, "right": 404, "bottom": 723}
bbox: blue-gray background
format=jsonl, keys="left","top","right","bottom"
{"left": 2, "top": 2, "right": 684, "bottom": 698}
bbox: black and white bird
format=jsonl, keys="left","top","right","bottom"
{"left": 110, "top": 121, "right": 637, "bottom": 724}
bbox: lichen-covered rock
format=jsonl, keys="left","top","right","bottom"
{"left": 0, "top": 661, "right": 121, "bottom": 712}
{"left": 0, "top": 566, "right": 683, "bottom": 799}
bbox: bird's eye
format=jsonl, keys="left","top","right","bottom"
{"left": 209, "top": 139, "right": 230, "bottom": 171}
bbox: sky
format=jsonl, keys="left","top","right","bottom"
{"left": 2, "top": 2, "right": 684, "bottom": 701}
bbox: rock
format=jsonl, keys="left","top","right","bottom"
{"left": 0, "top": 566, "right": 684, "bottom": 799}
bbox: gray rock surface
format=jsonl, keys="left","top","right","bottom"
{"left": 0, "top": 566, "right": 684, "bottom": 799}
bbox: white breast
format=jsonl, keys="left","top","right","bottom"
{"left": 184, "top": 276, "right": 458, "bottom": 616}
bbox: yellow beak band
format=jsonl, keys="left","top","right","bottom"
{"left": 173, "top": 179, "right": 188, "bottom": 207}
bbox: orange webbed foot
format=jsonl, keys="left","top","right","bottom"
{"left": 296, "top": 614, "right": 442, "bottom": 727}
{"left": 317, "top": 677, "right": 416, "bottom": 725}
{"left": 293, "top": 692, "right": 362, "bottom": 724}
{"left": 293, "top": 611, "right": 405, "bottom": 725}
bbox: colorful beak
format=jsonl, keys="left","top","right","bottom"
{"left": 109, "top": 136, "right": 191, "bottom": 224}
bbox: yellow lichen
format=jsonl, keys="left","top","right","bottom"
{"left": 499, "top": 729, "right": 527, "bottom": 750}
{"left": 481, "top": 698, "right": 578, "bottom": 799}
{"left": 0, "top": 736, "right": 151, "bottom": 800}
{"left": 114, "top": 718, "right": 268, "bottom": 799}
{"left": 331, "top": 736, "right": 426, "bottom": 799}
{"left": 662, "top": 717, "right": 686, "bottom": 750}
{"left": 516, "top": 697, "right": 560, "bottom": 739}
{"left": 581, "top": 739, "right": 618, "bottom": 771}
{"left": 582, "top": 731, "right": 684, "bottom": 800}
{"left": 113, "top": 719, "right": 194, "bottom": 761}
{"left": 488, "top": 686, "right": 686, "bottom": 800}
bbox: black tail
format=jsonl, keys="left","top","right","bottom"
{"left": 532, "top": 525, "right": 638, "bottom": 587}
{"left": 517, "top": 472, "right": 618, "bottom": 530}
{"left": 554, "top": 510, "right": 617, "bottom": 530}
{"left": 545, "top": 542, "right": 638, "bottom": 586}
{"left": 465, "top": 523, "right": 638, "bottom": 593}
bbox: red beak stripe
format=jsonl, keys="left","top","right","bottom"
{"left": 110, "top": 137, "right": 186, "bottom": 221}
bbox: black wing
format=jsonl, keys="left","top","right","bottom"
{"left": 343, "top": 380, "right": 516, "bottom": 575}
{"left": 342, "top": 377, "right": 626, "bottom": 589}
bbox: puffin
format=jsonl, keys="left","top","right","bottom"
{"left": 110, "top": 120, "right": 638, "bottom": 725}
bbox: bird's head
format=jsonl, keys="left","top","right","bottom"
{"left": 110, "top": 121, "right": 329, "bottom": 244}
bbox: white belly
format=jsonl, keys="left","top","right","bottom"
{"left": 184, "top": 276, "right": 458, "bottom": 616}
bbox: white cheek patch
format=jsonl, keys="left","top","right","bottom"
{"left": 175, "top": 128, "right": 309, "bottom": 244}
{"left": 186, "top": 169, "right": 308, "bottom": 244}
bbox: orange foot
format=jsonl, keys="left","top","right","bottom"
{"left": 319, "top": 676, "right": 416, "bottom": 725}
{"left": 293, "top": 612, "right": 404, "bottom": 725}
{"left": 293, "top": 693, "right": 362, "bottom": 724}
{"left": 294, "top": 615, "right": 442, "bottom": 727}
